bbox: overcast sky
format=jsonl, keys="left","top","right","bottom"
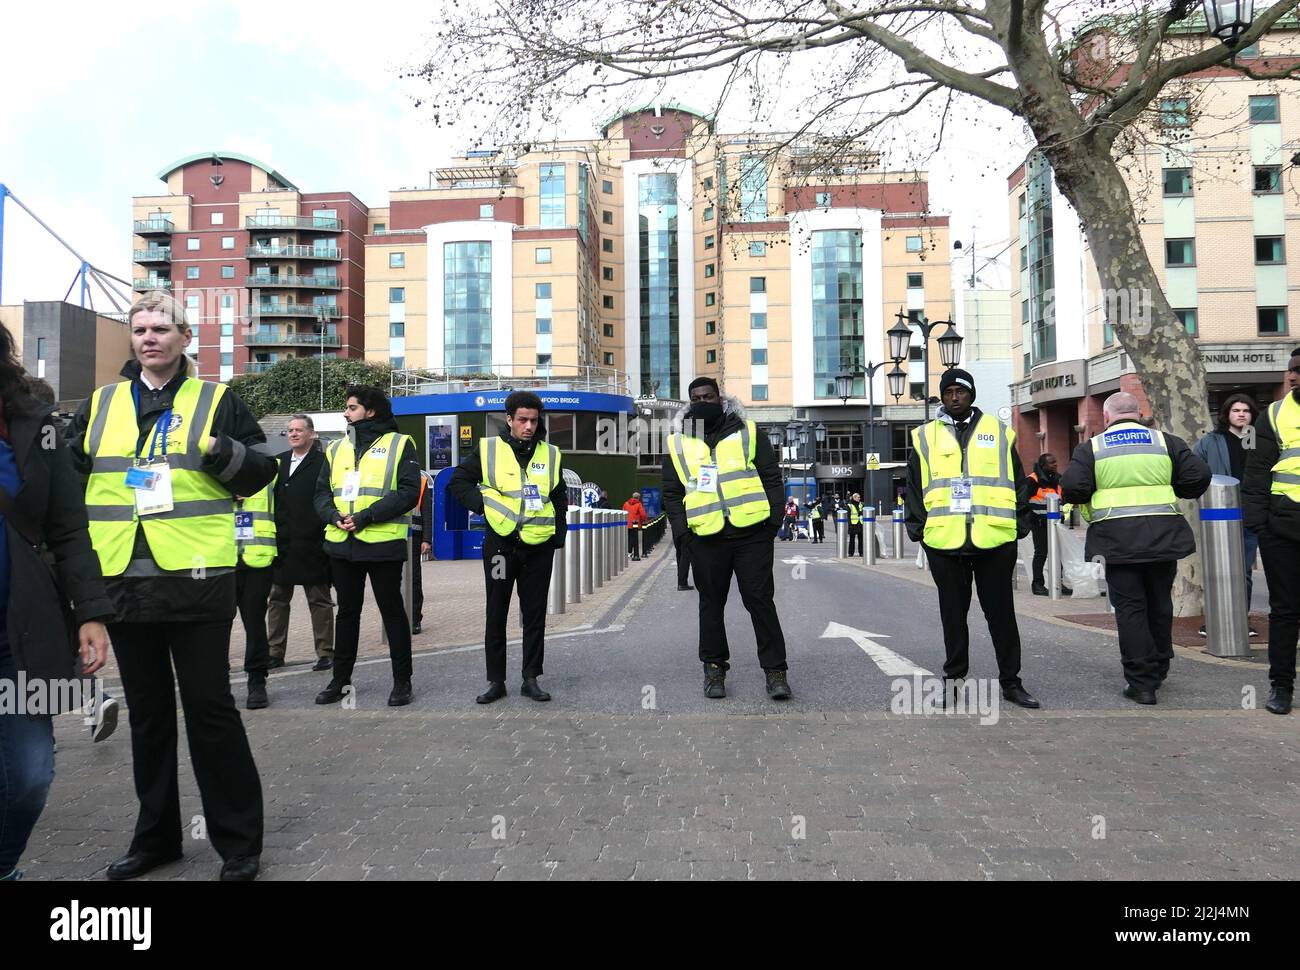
{"left": 0, "top": 0, "right": 1031, "bottom": 310}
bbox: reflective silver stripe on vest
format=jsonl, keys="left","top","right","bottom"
{"left": 121, "top": 559, "right": 235, "bottom": 578}
{"left": 86, "top": 383, "right": 119, "bottom": 456}
{"left": 484, "top": 437, "right": 498, "bottom": 490}
{"left": 1270, "top": 399, "right": 1284, "bottom": 432}
{"left": 1274, "top": 473, "right": 1300, "bottom": 485}
{"left": 1280, "top": 448, "right": 1300, "bottom": 461}
{"left": 334, "top": 486, "right": 389, "bottom": 499}
{"left": 92, "top": 453, "right": 206, "bottom": 474}
{"left": 84, "top": 498, "right": 232, "bottom": 522}
{"left": 380, "top": 433, "right": 403, "bottom": 488}
{"left": 238, "top": 537, "right": 277, "bottom": 547}
{"left": 482, "top": 494, "right": 522, "bottom": 526}
{"left": 187, "top": 380, "right": 219, "bottom": 452}
{"left": 1096, "top": 444, "right": 1169, "bottom": 458}
{"left": 926, "top": 505, "right": 1017, "bottom": 519}
{"left": 1090, "top": 503, "right": 1179, "bottom": 521}
{"left": 686, "top": 500, "right": 726, "bottom": 520}
{"left": 718, "top": 469, "right": 756, "bottom": 485}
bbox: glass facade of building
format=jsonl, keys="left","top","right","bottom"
{"left": 812, "top": 229, "right": 865, "bottom": 399}
{"left": 739, "top": 155, "right": 768, "bottom": 222}
{"left": 638, "top": 173, "right": 680, "bottom": 398}
{"left": 540, "top": 164, "right": 565, "bottom": 228}
{"left": 444, "top": 241, "right": 492, "bottom": 370}
{"left": 1023, "top": 151, "right": 1056, "bottom": 365}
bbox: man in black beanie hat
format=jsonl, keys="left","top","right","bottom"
{"left": 906, "top": 367, "right": 1042, "bottom": 708}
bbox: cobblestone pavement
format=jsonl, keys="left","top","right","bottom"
{"left": 27, "top": 542, "right": 1300, "bottom": 881}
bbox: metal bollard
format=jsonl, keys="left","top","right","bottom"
{"left": 1047, "top": 493, "right": 1062, "bottom": 601}
{"left": 565, "top": 507, "right": 581, "bottom": 605}
{"left": 1200, "top": 475, "right": 1251, "bottom": 658}
{"left": 602, "top": 511, "right": 614, "bottom": 582}
{"left": 637, "top": 524, "right": 644, "bottom": 560}
{"left": 863, "top": 505, "right": 876, "bottom": 565}
{"left": 592, "top": 510, "right": 605, "bottom": 589}
{"left": 836, "top": 510, "right": 848, "bottom": 559}
{"left": 580, "top": 506, "right": 594, "bottom": 596}
{"left": 609, "top": 511, "right": 620, "bottom": 578}
{"left": 616, "top": 512, "right": 625, "bottom": 575}
{"left": 547, "top": 546, "right": 566, "bottom": 614}
{"left": 892, "top": 508, "right": 905, "bottom": 559}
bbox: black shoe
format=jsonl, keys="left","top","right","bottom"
{"left": 1198, "top": 625, "right": 1207, "bottom": 637}
{"left": 1265, "top": 687, "right": 1293, "bottom": 715}
{"left": 246, "top": 677, "right": 268, "bottom": 710}
{"left": 765, "top": 670, "right": 792, "bottom": 701}
{"left": 1123, "top": 685, "right": 1157, "bottom": 705}
{"left": 678, "top": 584, "right": 694, "bottom": 591}
{"left": 106, "top": 849, "right": 182, "bottom": 881}
{"left": 388, "top": 680, "right": 413, "bottom": 706}
{"left": 1031, "top": 583, "right": 1049, "bottom": 596}
{"left": 219, "top": 856, "right": 259, "bottom": 881}
{"left": 267, "top": 656, "right": 285, "bottom": 670}
{"left": 412, "top": 621, "right": 422, "bottom": 635}
{"left": 476, "top": 681, "right": 507, "bottom": 704}
{"left": 1002, "top": 685, "right": 1042, "bottom": 709}
{"left": 703, "top": 663, "right": 726, "bottom": 699}
{"left": 520, "top": 677, "right": 551, "bottom": 702}
{"left": 315, "top": 681, "right": 348, "bottom": 705}
{"left": 1248, "top": 627, "right": 1259, "bottom": 638}
{"left": 1061, "top": 586, "right": 1073, "bottom": 597}
{"left": 312, "top": 656, "right": 333, "bottom": 672}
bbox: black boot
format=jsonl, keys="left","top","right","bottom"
{"left": 315, "top": 680, "right": 348, "bottom": 705}
{"left": 476, "top": 681, "right": 507, "bottom": 704}
{"left": 246, "top": 674, "right": 268, "bottom": 710}
{"left": 520, "top": 677, "right": 551, "bottom": 702}
{"left": 1265, "top": 687, "right": 1293, "bottom": 715}
{"left": 388, "top": 680, "right": 413, "bottom": 706}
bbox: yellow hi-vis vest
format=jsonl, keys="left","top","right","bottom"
{"left": 1080, "top": 421, "right": 1178, "bottom": 523}
{"left": 912, "top": 413, "right": 1018, "bottom": 550}
{"left": 237, "top": 479, "right": 277, "bottom": 568}
{"left": 325, "top": 432, "right": 415, "bottom": 544}
{"left": 848, "top": 503, "right": 862, "bottom": 526}
{"left": 1267, "top": 393, "right": 1300, "bottom": 503}
{"left": 668, "top": 419, "right": 769, "bottom": 536}
{"left": 810, "top": 505, "right": 821, "bottom": 520}
{"left": 84, "top": 378, "right": 235, "bottom": 576}
{"left": 477, "top": 436, "right": 561, "bottom": 544}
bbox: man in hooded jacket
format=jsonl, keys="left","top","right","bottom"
{"left": 663, "top": 377, "right": 790, "bottom": 700}
{"left": 1025, "top": 453, "right": 1071, "bottom": 596}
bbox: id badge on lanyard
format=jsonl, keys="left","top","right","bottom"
{"left": 340, "top": 470, "right": 362, "bottom": 502}
{"left": 234, "top": 510, "right": 255, "bottom": 540}
{"left": 951, "top": 478, "right": 973, "bottom": 514}
{"left": 128, "top": 401, "right": 175, "bottom": 515}
{"left": 696, "top": 464, "right": 719, "bottom": 494}
{"left": 522, "top": 483, "right": 543, "bottom": 512}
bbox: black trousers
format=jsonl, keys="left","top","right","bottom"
{"left": 925, "top": 543, "right": 1023, "bottom": 689}
{"left": 330, "top": 557, "right": 412, "bottom": 685}
{"left": 1030, "top": 516, "right": 1049, "bottom": 586}
{"left": 677, "top": 543, "right": 692, "bottom": 586}
{"left": 1258, "top": 531, "right": 1299, "bottom": 690}
{"left": 811, "top": 519, "right": 824, "bottom": 543}
{"left": 409, "top": 533, "right": 425, "bottom": 625}
{"left": 109, "top": 620, "right": 263, "bottom": 861}
{"left": 482, "top": 532, "right": 553, "bottom": 683}
{"left": 628, "top": 527, "right": 641, "bottom": 557}
{"left": 1104, "top": 561, "right": 1176, "bottom": 691}
{"left": 847, "top": 524, "right": 863, "bottom": 557}
{"left": 691, "top": 530, "right": 787, "bottom": 671}
{"left": 235, "top": 564, "right": 275, "bottom": 677}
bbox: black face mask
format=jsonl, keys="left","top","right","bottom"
{"left": 689, "top": 401, "right": 724, "bottom": 425}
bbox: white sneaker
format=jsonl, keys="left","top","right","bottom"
{"left": 89, "top": 694, "right": 120, "bottom": 743}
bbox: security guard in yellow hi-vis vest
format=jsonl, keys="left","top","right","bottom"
{"left": 1064, "top": 391, "right": 1210, "bottom": 706}
{"left": 663, "top": 377, "right": 790, "bottom": 701}
{"left": 1243, "top": 349, "right": 1300, "bottom": 715}
{"left": 905, "top": 368, "right": 1042, "bottom": 709}
{"left": 449, "top": 391, "right": 568, "bottom": 705}
{"left": 67, "top": 291, "right": 277, "bottom": 883}
{"left": 235, "top": 478, "right": 277, "bottom": 711}
{"left": 846, "top": 493, "right": 864, "bottom": 557}
{"left": 314, "top": 386, "right": 421, "bottom": 708}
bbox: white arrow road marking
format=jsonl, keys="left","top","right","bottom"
{"left": 820, "top": 621, "right": 933, "bottom": 677}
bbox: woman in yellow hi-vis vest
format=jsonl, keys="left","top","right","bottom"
{"left": 904, "top": 368, "right": 1041, "bottom": 710}
{"left": 313, "top": 386, "right": 421, "bottom": 708}
{"left": 68, "top": 291, "right": 278, "bottom": 882}
{"left": 234, "top": 478, "right": 277, "bottom": 711}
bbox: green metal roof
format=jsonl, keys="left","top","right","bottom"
{"left": 598, "top": 102, "right": 716, "bottom": 136}
{"left": 155, "top": 152, "right": 299, "bottom": 191}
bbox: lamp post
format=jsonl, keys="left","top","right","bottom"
{"left": 767, "top": 426, "right": 785, "bottom": 494}
{"left": 888, "top": 309, "right": 964, "bottom": 424}
{"left": 1202, "top": 0, "right": 1255, "bottom": 60}
{"left": 842, "top": 364, "right": 890, "bottom": 511}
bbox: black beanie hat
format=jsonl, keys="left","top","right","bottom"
{"left": 939, "top": 368, "right": 976, "bottom": 401}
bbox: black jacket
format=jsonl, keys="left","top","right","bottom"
{"left": 315, "top": 416, "right": 422, "bottom": 562}
{"left": 66, "top": 360, "right": 278, "bottom": 622}
{"left": 1062, "top": 419, "right": 1211, "bottom": 565}
{"left": 904, "top": 407, "right": 1032, "bottom": 555}
{"left": 662, "top": 398, "right": 783, "bottom": 547}
{"left": 447, "top": 428, "right": 569, "bottom": 548}
{"left": 4, "top": 402, "right": 114, "bottom": 703}
{"left": 273, "top": 446, "right": 330, "bottom": 586}
{"left": 1243, "top": 390, "right": 1300, "bottom": 543}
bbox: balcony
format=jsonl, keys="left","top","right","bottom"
{"left": 134, "top": 218, "right": 175, "bottom": 236}
{"left": 245, "top": 328, "right": 341, "bottom": 348}
{"left": 245, "top": 215, "right": 341, "bottom": 232}
{"left": 133, "top": 279, "right": 172, "bottom": 291}
{"left": 245, "top": 361, "right": 279, "bottom": 374}
{"left": 245, "top": 245, "right": 342, "bottom": 260}
{"left": 245, "top": 273, "right": 343, "bottom": 289}
{"left": 133, "top": 248, "right": 172, "bottom": 264}
{"left": 246, "top": 303, "right": 342, "bottom": 319}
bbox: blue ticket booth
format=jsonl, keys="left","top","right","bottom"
{"left": 432, "top": 467, "right": 487, "bottom": 561}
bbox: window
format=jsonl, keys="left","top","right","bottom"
{"left": 390, "top": 252, "right": 406, "bottom": 269}
{"left": 210, "top": 212, "right": 225, "bottom": 226}
{"left": 704, "top": 235, "right": 715, "bottom": 250}
{"left": 1165, "top": 238, "right": 1195, "bottom": 267}
{"left": 1018, "top": 195, "right": 1027, "bottom": 219}
{"left": 1239, "top": 41, "right": 1261, "bottom": 58}
{"left": 751, "top": 349, "right": 767, "bottom": 365}
{"left": 905, "top": 235, "right": 923, "bottom": 253}
{"left": 750, "top": 312, "right": 767, "bottom": 329}
{"left": 536, "top": 317, "right": 551, "bottom": 334}
{"left": 602, "top": 295, "right": 614, "bottom": 309}
{"left": 1163, "top": 168, "right": 1192, "bottom": 197}
{"left": 1020, "top": 246, "right": 1028, "bottom": 271}
{"left": 1249, "top": 95, "right": 1279, "bottom": 124}
{"left": 603, "top": 324, "right": 614, "bottom": 338}
{"left": 702, "top": 176, "right": 714, "bottom": 191}
{"left": 536, "top": 353, "right": 552, "bottom": 369}
{"left": 739, "top": 155, "right": 768, "bottom": 221}
{"left": 816, "top": 191, "right": 832, "bottom": 208}
{"left": 540, "top": 164, "right": 565, "bottom": 227}
{"left": 1256, "top": 236, "right": 1285, "bottom": 264}
{"left": 535, "top": 282, "right": 552, "bottom": 299}
{"left": 908, "top": 345, "right": 923, "bottom": 362}
{"left": 602, "top": 210, "right": 613, "bottom": 225}
{"left": 389, "top": 287, "right": 405, "bottom": 303}
{"left": 906, "top": 272, "right": 923, "bottom": 288}
{"left": 221, "top": 294, "right": 234, "bottom": 308}
{"left": 1174, "top": 308, "right": 1198, "bottom": 336}
{"left": 390, "top": 322, "right": 405, "bottom": 337}
{"left": 601, "top": 180, "right": 613, "bottom": 194}
{"left": 1254, "top": 165, "right": 1281, "bottom": 193}
{"left": 373, "top": 223, "right": 386, "bottom": 233}
{"left": 187, "top": 238, "right": 200, "bottom": 251}
{"left": 704, "top": 263, "right": 715, "bottom": 278}
{"left": 186, "top": 266, "right": 200, "bottom": 280}
{"left": 752, "top": 384, "right": 768, "bottom": 401}
{"left": 535, "top": 247, "right": 552, "bottom": 264}
{"left": 186, "top": 294, "right": 200, "bottom": 309}
{"left": 221, "top": 236, "right": 235, "bottom": 250}
{"left": 1103, "top": 321, "right": 1114, "bottom": 347}
{"left": 1258, "top": 306, "right": 1288, "bottom": 335}
{"left": 479, "top": 204, "right": 493, "bottom": 220}
{"left": 1160, "top": 97, "right": 1190, "bottom": 127}
{"left": 221, "top": 265, "right": 235, "bottom": 279}
{"left": 706, "top": 350, "right": 717, "bottom": 364}
{"left": 705, "top": 321, "right": 716, "bottom": 335}
{"left": 390, "top": 357, "right": 404, "bottom": 369}
{"left": 602, "top": 267, "right": 614, "bottom": 281}
{"left": 705, "top": 293, "right": 715, "bottom": 307}
{"left": 219, "top": 352, "right": 232, "bottom": 366}
{"left": 221, "top": 323, "right": 233, "bottom": 336}
{"left": 703, "top": 206, "right": 714, "bottom": 221}
{"left": 910, "top": 381, "right": 925, "bottom": 401}
{"left": 749, "top": 241, "right": 767, "bottom": 257}
{"left": 604, "top": 352, "right": 615, "bottom": 365}
{"left": 750, "top": 277, "right": 766, "bottom": 293}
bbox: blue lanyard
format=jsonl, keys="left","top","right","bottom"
{"left": 131, "top": 381, "right": 172, "bottom": 463}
